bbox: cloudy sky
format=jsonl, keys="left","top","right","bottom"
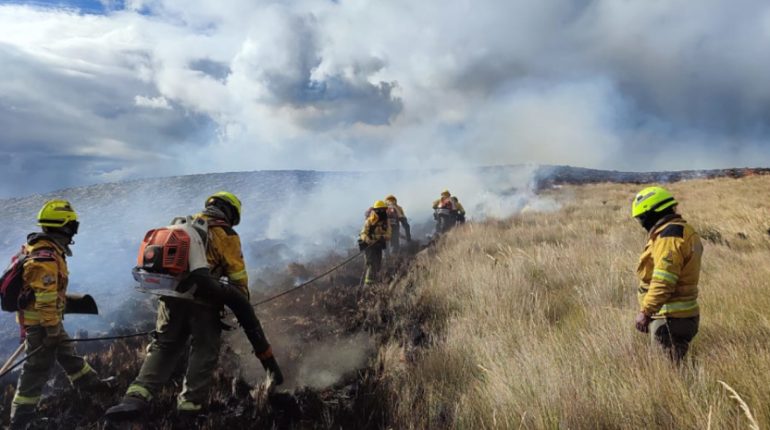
{"left": 1, "top": 0, "right": 769, "bottom": 197}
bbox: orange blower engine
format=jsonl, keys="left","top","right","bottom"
{"left": 132, "top": 216, "right": 210, "bottom": 299}
{"left": 138, "top": 229, "right": 191, "bottom": 276}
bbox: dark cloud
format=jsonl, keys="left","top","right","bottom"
{"left": 189, "top": 58, "right": 231, "bottom": 82}
{"left": 0, "top": 42, "right": 215, "bottom": 197}
{"left": 294, "top": 77, "right": 402, "bottom": 128}
{"left": 232, "top": 12, "right": 402, "bottom": 129}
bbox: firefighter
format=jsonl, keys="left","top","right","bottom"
{"left": 432, "top": 190, "right": 457, "bottom": 234}
{"left": 358, "top": 200, "right": 391, "bottom": 285}
{"left": 384, "top": 195, "right": 411, "bottom": 253}
{"left": 10, "top": 200, "right": 106, "bottom": 429}
{"left": 105, "top": 191, "right": 282, "bottom": 421}
{"left": 450, "top": 196, "right": 466, "bottom": 224}
{"left": 632, "top": 186, "right": 703, "bottom": 363}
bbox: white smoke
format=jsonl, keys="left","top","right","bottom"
{"left": 1, "top": 1, "right": 770, "bottom": 197}
{"left": 0, "top": 166, "right": 548, "bottom": 357}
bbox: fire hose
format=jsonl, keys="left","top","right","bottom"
{"left": 1, "top": 248, "right": 368, "bottom": 379}
{"left": 0, "top": 332, "right": 152, "bottom": 379}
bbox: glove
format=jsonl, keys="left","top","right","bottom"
{"left": 261, "top": 356, "right": 284, "bottom": 386}
{"left": 358, "top": 239, "right": 367, "bottom": 251}
{"left": 256, "top": 347, "right": 284, "bottom": 386}
{"left": 635, "top": 311, "right": 652, "bottom": 333}
{"left": 43, "top": 323, "right": 64, "bottom": 348}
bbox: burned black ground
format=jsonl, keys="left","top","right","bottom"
{"left": 0, "top": 243, "right": 429, "bottom": 429}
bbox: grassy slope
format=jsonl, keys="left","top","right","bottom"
{"left": 380, "top": 176, "right": 770, "bottom": 429}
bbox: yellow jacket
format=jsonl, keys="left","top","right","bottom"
{"left": 200, "top": 214, "right": 249, "bottom": 298}
{"left": 360, "top": 212, "right": 392, "bottom": 244}
{"left": 454, "top": 201, "right": 466, "bottom": 215}
{"left": 18, "top": 235, "right": 69, "bottom": 327}
{"left": 637, "top": 215, "right": 702, "bottom": 318}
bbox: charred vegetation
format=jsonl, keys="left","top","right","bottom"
{"left": 1, "top": 244, "right": 431, "bottom": 429}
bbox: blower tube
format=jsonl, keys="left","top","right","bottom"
{"left": 181, "top": 268, "right": 284, "bottom": 385}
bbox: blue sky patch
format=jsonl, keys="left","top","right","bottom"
{"left": 0, "top": 0, "right": 124, "bottom": 14}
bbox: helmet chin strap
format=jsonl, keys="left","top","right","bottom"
{"left": 638, "top": 214, "right": 658, "bottom": 232}
{"left": 637, "top": 207, "right": 676, "bottom": 232}
{"left": 42, "top": 226, "right": 76, "bottom": 245}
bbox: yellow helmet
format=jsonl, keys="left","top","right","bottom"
{"left": 384, "top": 194, "right": 397, "bottom": 202}
{"left": 372, "top": 200, "right": 388, "bottom": 209}
{"left": 441, "top": 189, "right": 450, "bottom": 197}
{"left": 632, "top": 186, "right": 677, "bottom": 218}
{"left": 206, "top": 191, "right": 242, "bottom": 225}
{"left": 37, "top": 199, "right": 78, "bottom": 228}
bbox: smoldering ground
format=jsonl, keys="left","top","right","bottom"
{"left": 0, "top": 253, "right": 405, "bottom": 429}
{"left": 230, "top": 330, "right": 375, "bottom": 391}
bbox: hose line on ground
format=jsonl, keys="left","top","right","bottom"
{"left": 0, "top": 331, "right": 152, "bottom": 379}
{"left": 1, "top": 248, "right": 370, "bottom": 379}
{"left": 252, "top": 248, "right": 367, "bottom": 307}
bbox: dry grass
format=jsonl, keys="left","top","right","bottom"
{"left": 379, "top": 175, "right": 770, "bottom": 429}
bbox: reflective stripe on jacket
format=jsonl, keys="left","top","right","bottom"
{"left": 200, "top": 214, "right": 249, "bottom": 298}
{"left": 637, "top": 215, "right": 703, "bottom": 318}
{"left": 18, "top": 237, "right": 68, "bottom": 327}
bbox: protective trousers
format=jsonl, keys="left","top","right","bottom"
{"left": 435, "top": 214, "right": 456, "bottom": 235}
{"left": 364, "top": 246, "right": 383, "bottom": 285}
{"left": 12, "top": 325, "right": 95, "bottom": 411}
{"left": 650, "top": 316, "right": 699, "bottom": 363}
{"left": 126, "top": 299, "right": 222, "bottom": 411}
{"left": 390, "top": 224, "right": 401, "bottom": 253}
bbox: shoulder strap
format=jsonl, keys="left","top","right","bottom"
{"left": 206, "top": 218, "right": 237, "bottom": 237}
{"left": 27, "top": 248, "right": 57, "bottom": 262}
{"left": 207, "top": 218, "right": 230, "bottom": 227}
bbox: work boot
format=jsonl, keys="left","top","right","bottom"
{"left": 104, "top": 395, "right": 149, "bottom": 421}
{"left": 9, "top": 404, "right": 36, "bottom": 430}
{"left": 175, "top": 398, "right": 204, "bottom": 427}
{"left": 176, "top": 399, "right": 203, "bottom": 418}
{"left": 260, "top": 356, "right": 284, "bottom": 386}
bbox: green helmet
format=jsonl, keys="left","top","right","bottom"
{"left": 632, "top": 186, "right": 678, "bottom": 218}
{"left": 206, "top": 191, "right": 242, "bottom": 225}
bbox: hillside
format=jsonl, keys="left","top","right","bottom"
{"left": 8, "top": 163, "right": 748, "bottom": 354}
{"left": 377, "top": 175, "right": 770, "bottom": 429}
{"left": 1, "top": 170, "right": 770, "bottom": 428}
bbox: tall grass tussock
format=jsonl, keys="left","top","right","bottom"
{"left": 379, "top": 176, "right": 770, "bottom": 429}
